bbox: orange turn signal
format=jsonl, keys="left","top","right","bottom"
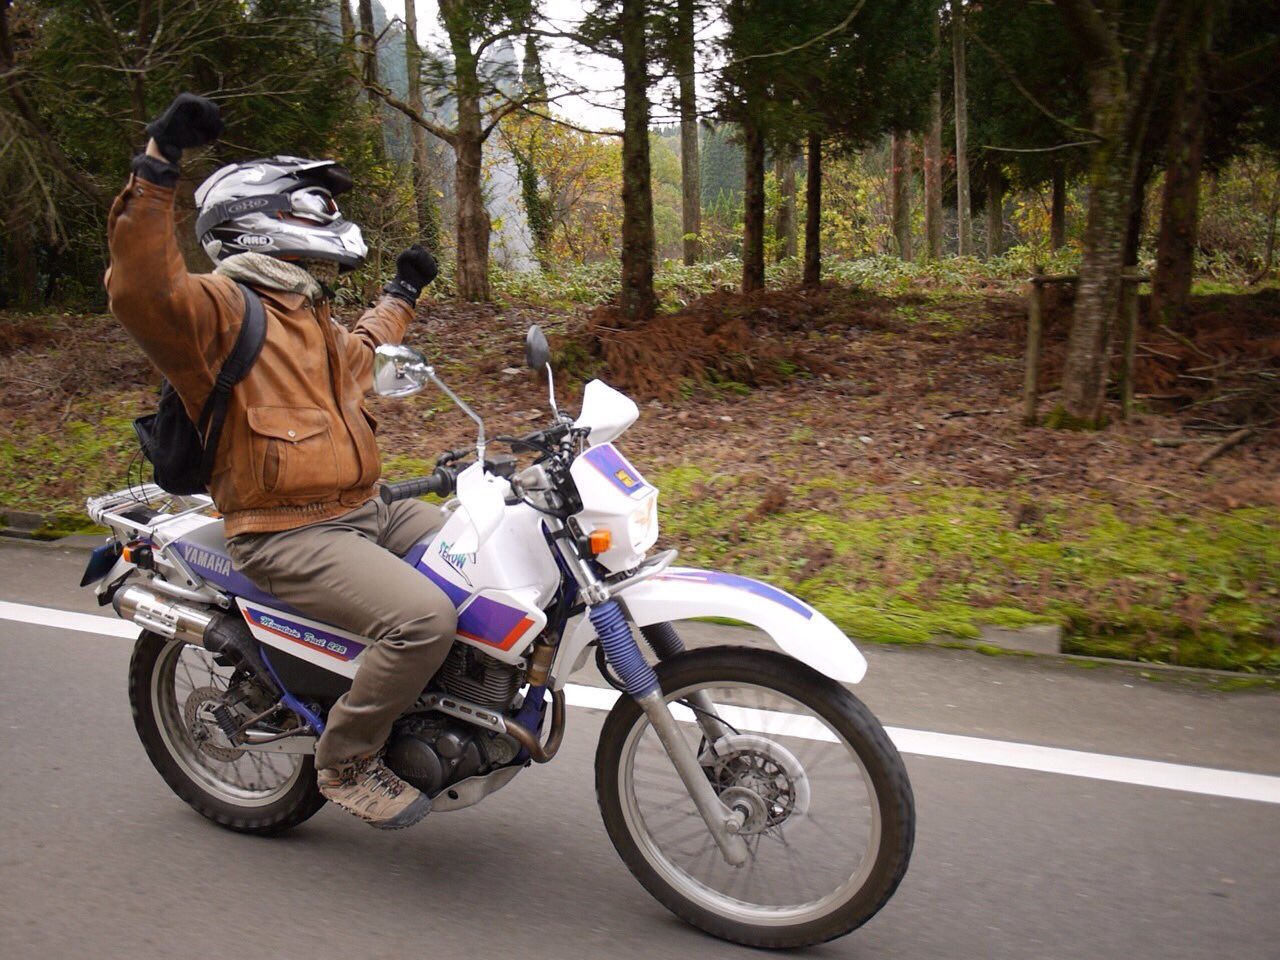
{"left": 589, "top": 528, "right": 612, "bottom": 555}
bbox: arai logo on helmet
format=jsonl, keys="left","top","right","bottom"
{"left": 225, "top": 196, "right": 271, "bottom": 215}
{"left": 236, "top": 234, "right": 273, "bottom": 249}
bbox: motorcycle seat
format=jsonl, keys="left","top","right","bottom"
{"left": 170, "top": 521, "right": 432, "bottom": 618}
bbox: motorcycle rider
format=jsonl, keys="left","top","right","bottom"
{"left": 106, "top": 93, "right": 453, "bottom": 829}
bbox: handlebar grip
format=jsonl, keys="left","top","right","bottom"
{"left": 379, "top": 471, "right": 450, "bottom": 504}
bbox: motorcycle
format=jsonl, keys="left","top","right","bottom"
{"left": 81, "top": 325, "right": 914, "bottom": 949}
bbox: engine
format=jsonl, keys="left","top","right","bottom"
{"left": 384, "top": 646, "right": 525, "bottom": 796}
{"left": 437, "top": 644, "right": 525, "bottom": 708}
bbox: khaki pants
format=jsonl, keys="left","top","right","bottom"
{"left": 227, "top": 498, "right": 456, "bottom": 770}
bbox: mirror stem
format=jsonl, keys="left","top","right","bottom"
{"left": 545, "top": 362, "right": 562, "bottom": 422}
{"left": 427, "top": 367, "right": 486, "bottom": 465}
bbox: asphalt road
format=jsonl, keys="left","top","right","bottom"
{"left": 2, "top": 538, "right": 1278, "bottom": 960}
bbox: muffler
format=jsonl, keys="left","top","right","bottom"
{"left": 113, "top": 583, "right": 282, "bottom": 697}
{"left": 113, "top": 583, "right": 216, "bottom": 646}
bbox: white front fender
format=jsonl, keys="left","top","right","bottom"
{"left": 553, "top": 567, "right": 866, "bottom": 687}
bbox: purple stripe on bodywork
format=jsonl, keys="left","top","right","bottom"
{"left": 583, "top": 444, "right": 651, "bottom": 499}
{"left": 420, "top": 563, "right": 470, "bottom": 607}
{"left": 656, "top": 570, "right": 815, "bottom": 620}
{"left": 456, "top": 595, "right": 529, "bottom": 645}
{"left": 419, "top": 563, "right": 529, "bottom": 647}
{"left": 243, "top": 606, "right": 367, "bottom": 661}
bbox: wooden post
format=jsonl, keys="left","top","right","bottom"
{"left": 1024, "top": 265, "right": 1044, "bottom": 426}
{"left": 1119, "top": 273, "right": 1140, "bottom": 421}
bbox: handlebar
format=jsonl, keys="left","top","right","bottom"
{"left": 379, "top": 466, "right": 459, "bottom": 504}
{"left": 379, "top": 454, "right": 519, "bottom": 504}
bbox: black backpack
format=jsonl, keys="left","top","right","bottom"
{"left": 133, "top": 283, "right": 266, "bottom": 495}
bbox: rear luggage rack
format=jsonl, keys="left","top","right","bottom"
{"left": 87, "top": 484, "right": 217, "bottom": 541}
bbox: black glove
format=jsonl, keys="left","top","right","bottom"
{"left": 383, "top": 244, "right": 439, "bottom": 304}
{"left": 145, "top": 93, "right": 223, "bottom": 163}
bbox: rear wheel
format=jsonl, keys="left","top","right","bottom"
{"left": 128, "top": 631, "right": 325, "bottom": 834}
{"left": 595, "top": 647, "right": 914, "bottom": 948}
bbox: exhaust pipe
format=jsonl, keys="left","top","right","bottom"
{"left": 113, "top": 583, "right": 283, "bottom": 698}
{"left": 113, "top": 583, "right": 216, "bottom": 646}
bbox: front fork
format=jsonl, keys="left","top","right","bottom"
{"left": 590, "top": 602, "right": 749, "bottom": 866}
{"left": 549, "top": 520, "right": 747, "bottom": 864}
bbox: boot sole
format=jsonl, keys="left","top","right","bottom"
{"left": 368, "top": 792, "right": 432, "bottom": 831}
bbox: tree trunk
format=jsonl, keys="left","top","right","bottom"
{"left": 676, "top": 0, "right": 701, "bottom": 266}
{"left": 891, "top": 130, "right": 912, "bottom": 261}
{"left": 986, "top": 162, "right": 1003, "bottom": 259}
{"left": 338, "top": 0, "right": 355, "bottom": 47}
{"left": 1125, "top": 161, "right": 1150, "bottom": 269}
{"left": 1151, "top": 5, "right": 1211, "bottom": 328}
{"left": 742, "top": 119, "right": 766, "bottom": 292}
{"left": 454, "top": 131, "right": 490, "bottom": 301}
{"left": 357, "top": 0, "right": 379, "bottom": 100}
{"left": 403, "top": 0, "right": 440, "bottom": 251}
{"left": 1051, "top": 160, "right": 1066, "bottom": 250}
{"left": 1051, "top": 0, "right": 1184, "bottom": 427}
{"left": 803, "top": 131, "right": 822, "bottom": 288}
{"left": 357, "top": 0, "right": 385, "bottom": 161}
{"left": 619, "top": 0, "right": 656, "bottom": 325}
{"left": 952, "top": 2, "right": 972, "bottom": 256}
{"left": 1, "top": 209, "right": 38, "bottom": 309}
{"left": 1060, "top": 86, "right": 1132, "bottom": 427}
{"left": 337, "top": 0, "right": 358, "bottom": 81}
{"left": 774, "top": 145, "right": 797, "bottom": 260}
{"left": 924, "top": 15, "right": 944, "bottom": 261}
{"left": 448, "top": 18, "right": 489, "bottom": 302}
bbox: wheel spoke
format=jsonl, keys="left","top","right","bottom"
{"left": 608, "top": 663, "right": 908, "bottom": 937}
{"left": 151, "top": 640, "right": 303, "bottom": 807}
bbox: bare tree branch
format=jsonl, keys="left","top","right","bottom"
{"left": 363, "top": 78, "right": 458, "bottom": 145}
{"left": 0, "top": 1, "right": 109, "bottom": 207}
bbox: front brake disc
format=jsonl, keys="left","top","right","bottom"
{"left": 699, "top": 733, "right": 811, "bottom": 831}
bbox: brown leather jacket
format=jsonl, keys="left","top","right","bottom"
{"left": 105, "top": 172, "right": 414, "bottom": 537}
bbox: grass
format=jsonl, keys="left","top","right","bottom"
{"left": 0, "top": 401, "right": 140, "bottom": 537}
{"left": 654, "top": 466, "right": 1280, "bottom": 673}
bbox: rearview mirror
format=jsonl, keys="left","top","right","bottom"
{"left": 525, "top": 325, "right": 550, "bottom": 370}
{"left": 373, "top": 344, "right": 430, "bottom": 398}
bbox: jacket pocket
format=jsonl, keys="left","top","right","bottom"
{"left": 246, "top": 406, "right": 339, "bottom": 496}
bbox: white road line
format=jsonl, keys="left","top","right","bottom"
{"left": 0, "top": 600, "right": 138, "bottom": 639}
{"left": 5, "top": 600, "right": 1279, "bottom": 805}
{"left": 559, "top": 684, "right": 1280, "bottom": 805}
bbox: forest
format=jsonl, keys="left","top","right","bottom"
{"left": 0, "top": 0, "right": 1277, "bottom": 673}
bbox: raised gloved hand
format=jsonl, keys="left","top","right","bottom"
{"left": 383, "top": 244, "right": 439, "bottom": 305}
{"left": 145, "top": 93, "right": 223, "bottom": 163}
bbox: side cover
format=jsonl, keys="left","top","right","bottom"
{"left": 553, "top": 567, "right": 867, "bottom": 686}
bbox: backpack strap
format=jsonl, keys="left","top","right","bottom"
{"left": 194, "top": 282, "right": 267, "bottom": 486}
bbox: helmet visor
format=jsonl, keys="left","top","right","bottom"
{"left": 287, "top": 187, "right": 341, "bottom": 225}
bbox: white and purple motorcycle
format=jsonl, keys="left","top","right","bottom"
{"left": 82, "top": 326, "right": 914, "bottom": 948}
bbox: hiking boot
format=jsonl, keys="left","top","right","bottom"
{"left": 317, "top": 754, "right": 432, "bottom": 830}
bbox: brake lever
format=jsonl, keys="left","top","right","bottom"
{"left": 435, "top": 447, "right": 471, "bottom": 467}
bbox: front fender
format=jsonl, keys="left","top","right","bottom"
{"left": 553, "top": 567, "right": 866, "bottom": 686}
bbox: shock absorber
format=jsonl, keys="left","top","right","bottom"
{"left": 589, "top": 600, "right": 659, "bottom": 699}
{"left": 640, "top": 621, "right": 686, "bottom": 660}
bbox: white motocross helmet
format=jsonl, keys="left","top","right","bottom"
{"left": 193, "top": 156, "right": 369, "bottom": 271}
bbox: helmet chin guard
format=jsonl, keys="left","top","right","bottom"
{"left": 194, "top": 156, "right": 368, "bottom": 272}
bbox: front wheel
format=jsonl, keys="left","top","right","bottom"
{"left": 595, "top": 647, "right": 914, "bottom": 948}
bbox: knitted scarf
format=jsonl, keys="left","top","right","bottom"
{"left": 214, "top": 252, "right": 326, "bottom": 302}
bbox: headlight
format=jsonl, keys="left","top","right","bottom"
{"left": 628, "top": 494, "right": 659, "bottom": 551}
